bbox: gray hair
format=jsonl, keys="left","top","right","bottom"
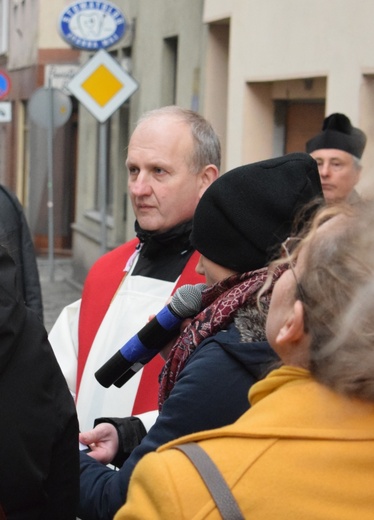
{"left": 136, "top": 106, "right": 221, "bottom": 173}
{"left": 317, "top": 279, "right": 374, "bottom": 400}
{"left": 299, "top": 203, "right": 374, "bottom": 401}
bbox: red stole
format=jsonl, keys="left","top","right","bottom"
{"left": 77, "top": 239, "right": 204, "bottom": 414}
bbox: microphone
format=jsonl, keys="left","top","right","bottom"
{"left": 95, "top": 283, "right": 207, "bottom": 389}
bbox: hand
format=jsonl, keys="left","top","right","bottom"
{"left": 79, "top": 423, "right": 119, "bottom": 464}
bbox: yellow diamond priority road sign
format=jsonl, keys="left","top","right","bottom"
{"left": 68, "top": 49, "right": 138, "bottom": 123}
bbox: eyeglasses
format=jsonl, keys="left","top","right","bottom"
{"left": 280, "top": 237, "right": 306, "bottom": 302}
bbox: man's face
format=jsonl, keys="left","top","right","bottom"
{"left": 126, "top": 115, "right": 207, "bottom": 233}
{"left": 310, "top": 148, "right": 361, "bottom": 203}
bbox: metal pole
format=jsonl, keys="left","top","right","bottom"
{"left": 47, "top": 81, "right": 55, "bottom": 281}
{"left": 99, "top": 121, "right": 108, "bottom": 255}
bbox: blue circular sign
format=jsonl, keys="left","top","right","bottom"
{"left": 58, "top": 1, "right": 126, "bottom": 50}
{"left": 0, "top": 70, "right": 11, "bottom": 99}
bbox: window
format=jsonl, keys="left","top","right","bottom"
{"left": 161, "top": 36, "right": 178, "bottom": 106}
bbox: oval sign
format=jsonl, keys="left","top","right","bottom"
{"left": 58, "top": 1, "right": 126, "bottom": 50}
{"left": 28, "top": 88, "right": 73, "bottom": 129}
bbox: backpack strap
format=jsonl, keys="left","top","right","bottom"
{"left": 173, "top": 442, "right": 244, "bottom": 520}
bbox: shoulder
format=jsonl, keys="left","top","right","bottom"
{"left": 80, "top": 239, "right": 140, "bottom": 312}
{"left": 85, "top": 239, "right": 139, "bottom": 283}
{"left": 0, "top": 185, "right": 14, "bottom": 199}
{"left": 185, "top": 326, "right": 278, "bottom": 381}
{"left": 182, "top": 326, "right": 246, "bottom": 383}
{"left": 0, "top": 185, "right": 21, "bottom": 215}
{"left": 94, "top": 239, "right": 139, "bottom": 268}
{"left": 188, "top": 323, "right": 241, "bottom": 362}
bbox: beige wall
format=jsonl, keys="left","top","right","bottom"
{"left": 38, "top": 0, "right": 72, "bottom": 49}
{"left": 128, "top": 0, "right": 206, "bottom": 114}
{"left": 8, "top": 0, "right": 38, "bottom": 69}
{"left": 8, "top": 0, "right": 81, "bottom": 69}
{"left": 203, "top": 0, "right": 374, "bottom": 197}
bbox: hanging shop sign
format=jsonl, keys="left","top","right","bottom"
{"left": 58, "top": 1, "right": 127, "bottom": 50}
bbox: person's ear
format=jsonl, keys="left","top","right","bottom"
{"left": 276, "top": 300, "right": 305, "bottom": 346}
{"left": 198, "top": 165, "right": 219, "bottom": 197}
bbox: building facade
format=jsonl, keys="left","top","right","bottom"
{"left": 2, "top": 0, "right": 374, "bottom": 285}
{"left": 0, "top": 0, "right": 80, "bottom": 252}
{"left": 203, "top": 0, "right": 374, "bottom": 186}
{"left": 71, "top": 0, "right": 374, "bottom": 283}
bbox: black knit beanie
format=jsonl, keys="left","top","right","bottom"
{"left": 306, "top": 113, "right": 366, "bottom": 158}
{"left": 190, "top": 152, "right": 323, "bottom": 272}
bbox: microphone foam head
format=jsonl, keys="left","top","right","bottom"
{"left": 170, "top": 283, "right": 207, "bottom": 318}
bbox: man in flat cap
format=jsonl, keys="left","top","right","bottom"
{"left": 306, "top": 113, "right": 366, "bottom": 204}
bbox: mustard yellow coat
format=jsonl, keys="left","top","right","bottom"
{"left": 115, "top": 366, "right": 374, "bottom": 519}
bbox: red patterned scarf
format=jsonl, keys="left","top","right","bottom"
{"left": 158, "top": 265, "right": 285, "bottom": 409}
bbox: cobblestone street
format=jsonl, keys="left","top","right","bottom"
{"left": 38, "top": 256, "right": 82, "bottom": 333}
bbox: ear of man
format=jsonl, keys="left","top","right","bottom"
{"left": 198, "top": 165, "right": 219, "bottom": 197}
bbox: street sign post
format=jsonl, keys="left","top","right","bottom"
{"left": 68, "top": 50, "right": 138, "bottom": 253}
{"left": 28, "top": 87, "right": 73, "bottom": 281}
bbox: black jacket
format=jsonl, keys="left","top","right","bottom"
{"left": 79, "top": 322, "right": 279, "bottom": 519}
{"left": 0, "top": 245, "right": 79, "bottom": 519}
{"left": 0, "top": 185, "right": 43, "bottom": 321}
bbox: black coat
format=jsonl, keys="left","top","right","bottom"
{"left": 0, "top": 245, "right": 79, "bottom": 519}
{"left": 0, "top": 185, "right": 43, "bottom": 321}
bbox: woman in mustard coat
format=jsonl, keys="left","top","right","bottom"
{"left": 115, "top": 203, "right": 374, "bottom": 520}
